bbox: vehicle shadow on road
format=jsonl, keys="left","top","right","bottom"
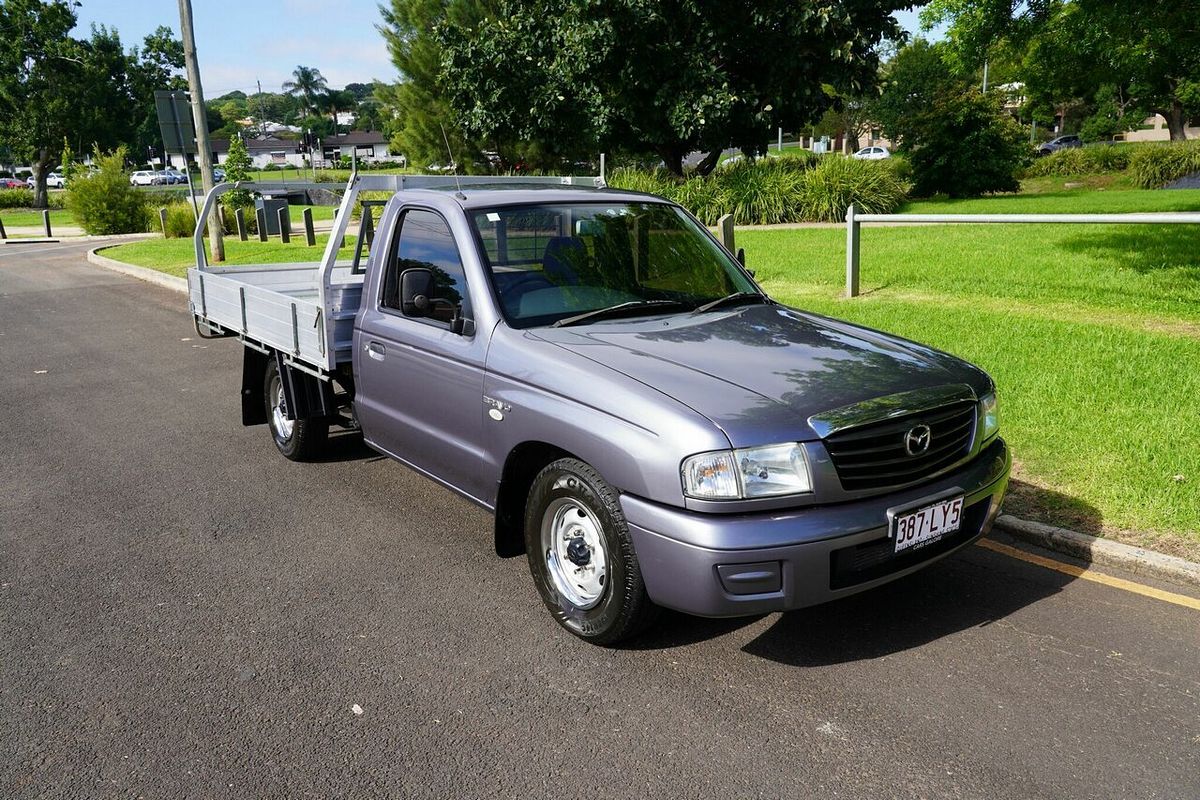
{"left": 741, "top": 540, "right": 1076, "bottom": 667}
{"left": 313, "top": 431, "right": 388, "bottom": 464}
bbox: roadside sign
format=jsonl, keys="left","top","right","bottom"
{"left": 155, "top": 90, "right": 196, "bottom": 154}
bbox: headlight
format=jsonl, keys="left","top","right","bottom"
{"left": 682, "top": 443, "right": 812, "bottom": 500}
{"left": 980, "top": 391, "right": 999, "bottom": 440}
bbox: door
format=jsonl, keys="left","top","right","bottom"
{"left": 354, "top": 206, "right": 490, "bottom": 502}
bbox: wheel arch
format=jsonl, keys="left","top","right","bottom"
{"left": 493, "top": 441, "right": 574, "bottom": 558}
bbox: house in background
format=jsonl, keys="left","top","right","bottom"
{"left": 165, "top": 131, "right": 402, "bottom": 170}
{"left": 319, "top": 131, "right": 404, "bottom": 165}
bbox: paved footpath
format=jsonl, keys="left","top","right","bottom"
{"left": 2, "top": 240, "right": 1199, "bottom": 799}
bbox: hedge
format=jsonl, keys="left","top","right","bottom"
{"left": 608, "top": 155, "right": 909, "bottom": 225}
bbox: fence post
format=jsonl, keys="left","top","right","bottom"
{"left": 42, "top": 209, "right": 52, "bottom": 238}
{"left": 235, "top": 207, "right": 247, "bottom": 241}
{"left": 845, "top": 203, "right": 860, "bottom": 298}
{"left": 158, "top": 207, "right": 169, "bottom": 236}
{"left": 717, "top": 213, "right": 735, "bottom": 254}
{"left": 303, "top": 208, "right": 316, "bottom": 246}
{"left": 0, "top": 216, "right": 7, "bottom": 240}
{"left": 256, "top": 208, "right": 267, "bottom": 242}
{"left": 277, "top": 207, "right": 290, "bottom": 243}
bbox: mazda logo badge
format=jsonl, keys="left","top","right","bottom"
{"left": 904, "top": 424, "right": 932, "bottom": 456}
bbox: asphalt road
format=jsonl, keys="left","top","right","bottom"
{"left": 2, "top": 240, "right": 1199, "bottom": 800}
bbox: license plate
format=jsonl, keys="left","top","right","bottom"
{"left": 892, "top": 496, "right": 964, "bottom": 553}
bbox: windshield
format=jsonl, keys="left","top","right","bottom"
{"left": 470, "top": 202, "right": 757, "bottom": 328}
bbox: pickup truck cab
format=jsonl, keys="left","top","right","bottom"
{"left": 188, "top": 175, "right": 1010, "bottom": 644}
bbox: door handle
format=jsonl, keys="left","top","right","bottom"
{"left": 365, "top": 341, "right": 386, "bottom": 361}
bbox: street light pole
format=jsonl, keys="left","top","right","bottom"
{"left": 177, "top": 0, "right": 224, "bottom": 262}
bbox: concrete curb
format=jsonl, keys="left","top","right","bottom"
{"left": 87, "top": 246, "right": 188, "bottom": 294}
{"left": 994, "top": 514, "right": 1200, "bottom": 589}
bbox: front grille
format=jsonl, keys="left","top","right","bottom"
{"left": 829, "top": 498, "right": 990, "bottom": 590}
{"left": 825, "top": 401, "right": 977, "bottom": 492}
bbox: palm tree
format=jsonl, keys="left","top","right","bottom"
{"left": 282, "top": 66, "right": 328, "bottom": 118}
{"left": 322, "top": 89, "right": 355, "bottom": 134}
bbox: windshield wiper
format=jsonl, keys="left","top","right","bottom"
{"left": 552, "top": 299, "right": 692, "bottom": 328}
{"left": 691, "top": 291, "right": 770, "bottom": 314}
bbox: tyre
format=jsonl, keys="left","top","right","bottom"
{"left": 264, "top": 359, "right": 328, "bottom": 461}
{"left": 524, "top": 458, "right": 659, "bottom": 644}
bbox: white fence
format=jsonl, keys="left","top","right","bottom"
{"left": 843, "top": 204, "right": 1200, "bottom": 297}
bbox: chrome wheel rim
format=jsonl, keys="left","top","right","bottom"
{"left": 270, "top": 373, "right": 294, "bottom": 440}
{"left": 541, "top": 493, "right": 607, "bottom": 610}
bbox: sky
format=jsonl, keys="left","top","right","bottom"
{"left": 73, "top": 2, "right": 938, "bottom": 99}
{"left": 73, "top": 0, "right": 399, "bottom": 97}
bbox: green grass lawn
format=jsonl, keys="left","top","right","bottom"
{"left": 900, "top": 188, "right": 1200, "bottom": 215}
{"left": 0, "top": 208, "right": 74, "bottom": 229}
{"left": 102, "top": 234, "right": 359, "bottom": 278}
{"left": 741, "top": 217, "right": 1200, "bottom": 558}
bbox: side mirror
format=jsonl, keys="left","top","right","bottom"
{"left": 400, "top": 267, "right": 435, "bottom": 316}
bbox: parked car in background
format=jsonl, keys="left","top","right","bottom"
{"left": 163, "top": 168, "right": 188, "bottom": 185}
{"left": 851, "top": 146, "right": 891, "bottom": 160}
{"left": 1037, "top": 135, "right": 1082, "bottom": 156}
{"left": 212, "top": 167, "right": 226, "bottom": 181}
{"left": 0, "top": 178, "right": 26, "bottom": 189}
{"left": 130, "top": 170, "right": 164, "bottom": 186}
{"left": 24, "top": 172, "right": 65, "bottom": 188}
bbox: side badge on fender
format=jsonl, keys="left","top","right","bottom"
{"left": 483, "top": 396, "right": 511, "bottom": 422}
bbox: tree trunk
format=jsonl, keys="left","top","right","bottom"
{"left": 692, "top": 147, "right": 724, "bottom": 177}
{"left": 1165, "top": 100, "right": 1188, "bottom": 141}
{"left": 657, "top": 145, "right": 685, "bottom": 177}
{"left": 31, "top": 148, "right": 51, "bottom": 210}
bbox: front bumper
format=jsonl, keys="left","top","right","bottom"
{"left": 622, "top": 438, "right": 1011, "bottom": 617}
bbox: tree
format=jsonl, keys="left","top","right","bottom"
{"left": 925, "top": 0, "right": 1200, "bottom": 141}
{"left": 377, "top": 0, "right": 494, "bottom": 169}
{"left": 127, "top": 25, "right": 186, "bottom": 158}
{"left": 282, "top": 66, "right": 328, "bottom": 118}
{"left": 322, "top": 88, "right": 356, "bottom": 133}
{"left": 907, "top": 90, "right": 1026, "bottom": 196}
{"left": 436, "top": 0, "right": 908, "bottom": 176}
{"left": 221, "top": 134, "right": 253, "bottom": 210}
{"left": 0, "top": 0, "right": 82, "bottom": 206}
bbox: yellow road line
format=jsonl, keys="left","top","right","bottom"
{"left": 977, "top": 538, "right": 1200, "bottom": 612}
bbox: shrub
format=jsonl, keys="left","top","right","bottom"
{"left": 797, "top": 156, "right": 910, "bottom": 222}
{"left": 0, "top": 188, "right": 34, "bottom": 209}
{"left": 66, "top": 146, "right": 151, "bottom": 235}
{"left": 159, "top": 202, "right": 198, "bottom": 238}
{"left": 609, "top": 155, "right": 908, "bottom": 225}
{"left": 1024, "top": 144, "right": 1136, "bottom": 177}
{"left": 1129, "top": 141, "right": 1200, "bottom": 188}
{"left": 907, "top": 91, "right": 1027, "bottom": 198}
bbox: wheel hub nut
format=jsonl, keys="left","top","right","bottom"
{"left": 566, "top": 537, "right": 591, "bottom": 566}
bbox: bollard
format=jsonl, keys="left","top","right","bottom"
{"left": 845, "top": 203, "right": 860, "bottom": 298}
{"left": 235, "top": 207, "right": 247, "bottom": 241}
{"left": 43, "top": 209, "right": 52, "bottom": 238}
{"left": 256, "top": 208, "right": 267, "bottom": 242}
{"left": 717, "top": 213, "right": 735, "bottom": 254}
{"left": 0, "top": 216, "right": 6, "bottom": 240}
{"left": 303, "top": 208, "right": 315, "bottom": 246}
{"left": 277, "top": 207, "right": 290, "bottom": 243}
{"left": 159, "top": 207, "right": 169, "bottom": 236}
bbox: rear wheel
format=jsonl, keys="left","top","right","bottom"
{"left": 524, "top": 458, "right": 659, "bottom": 645}
{"left": 264, "top": 359, "right": 327, "bottom": 461}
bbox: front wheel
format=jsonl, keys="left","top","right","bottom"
{"left": 524, "top": 458, "right": 659, "bottom": 645}
{"left": 264, "top": 359, "right": 327, "bottom": 461}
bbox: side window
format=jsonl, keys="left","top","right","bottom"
{"left": 381, "top": 209, "right": 470, "bottom": 325}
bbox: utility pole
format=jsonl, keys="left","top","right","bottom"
{"left": 177, "top": 0, "right": 224, "bottom": 262}
{"left": 982, "top": 59, "right": 990, "bottom": 94}
{"left": 256, "top": 79, "right": 265, "bottom": 136}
